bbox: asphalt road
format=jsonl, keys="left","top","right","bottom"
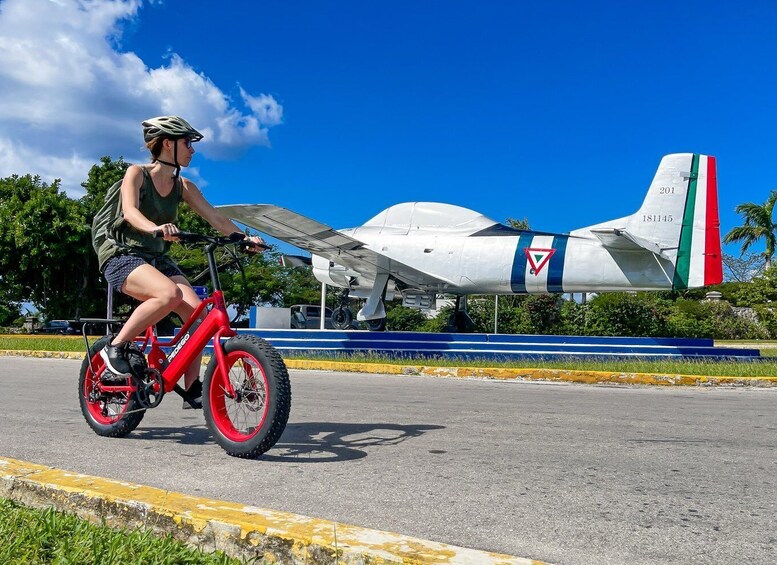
{"left": 0, "top": 357, "right": 775, "bottom": 564}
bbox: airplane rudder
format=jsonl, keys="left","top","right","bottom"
{"left": 700, "top": 155, "right": 723, "bottom": 285}
{"left": 675, "top": 154, "right": 723, "bottom": 288}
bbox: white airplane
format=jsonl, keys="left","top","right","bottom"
{"left": 219, "top": 153, "right": 722, "bottom": 331}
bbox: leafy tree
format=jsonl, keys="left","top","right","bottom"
{"left": 723, "top": 190, "right": 777, "bottom": 269}
{"left": 80, "top": 156, "right": 131, "bottom": 217}
{"left": 506, "top": 217, "right": 531, "bottom": 230}
{"left": 277, "top": 266, "right": 322, "bottom": 307}
{"left": 0, "top": 174, "right": 95, "bottom": 320}
{"left": 752, "top": 306, "right": 777, "bottom": 339}
{"left": 727, "top": 266, "right": 777, "bottom": 307}
{"left": 0, "top": 300, "right": 21, "bottom": 327}
{"left": 722, "top": 252, "right": 766, "bottom": 282}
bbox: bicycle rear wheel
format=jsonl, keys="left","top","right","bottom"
{"left": 78, "top": 336, "right": 145, "bottom": 437}
{"left": 203, "top": 335, "right": 291, "bottom": 458}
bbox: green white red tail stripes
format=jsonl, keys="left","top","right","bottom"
{"left": 673, "top": 154, "right": 723, "bottom": 289}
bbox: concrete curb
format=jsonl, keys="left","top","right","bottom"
{"left": 0, "top": 349, "right": 86, "bottom": 360}
{"left": 1, "top": 349, "right": 776, "bottom": 387}
{"left": 0, "top": 457, "right": 546, "bottom": 565}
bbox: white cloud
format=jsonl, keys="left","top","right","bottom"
{"left": 0, "top": 138, "right": 95, "bottom": 192}
{"left": 0, "top": 0, "right": 282, "bottom": 196}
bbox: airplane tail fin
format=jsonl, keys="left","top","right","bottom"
{"left": 575, "top": 153, "right": 723, "bottom": 289}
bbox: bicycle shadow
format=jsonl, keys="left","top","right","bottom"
{"left": 131, "top": 425, "right": 213, "bottom": 446}
{"left": 262, "top": 422, "right": 446, "bottom": 463}
{"left": 128, "top": 421, "right": 445, "bottom": 462}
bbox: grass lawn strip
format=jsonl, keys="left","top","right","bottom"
{"left": 0, "top": 498, "right": 248, "bottom": 565}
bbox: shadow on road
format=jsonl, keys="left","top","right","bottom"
{"left": 131, "top": 424, "right": 213, "bottom": 446}
{"left": 125, "top": 421, "right": 445, "bottom": 462}
{"left": 263, "top": 422, "right": 446, "bottom": 463}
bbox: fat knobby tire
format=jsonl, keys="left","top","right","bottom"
{"left": 78, "top": 335, "right": 146, "bottom": 437}
{"left": 203, "top": 335, "right": 291, "bottom": 458}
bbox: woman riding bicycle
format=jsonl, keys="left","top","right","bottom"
{"left": 94, "top": 115, "right": 264, "bottom": 408}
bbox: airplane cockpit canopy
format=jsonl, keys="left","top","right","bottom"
{"left": 363, "top": 202, "right": 499, "bottom": 233}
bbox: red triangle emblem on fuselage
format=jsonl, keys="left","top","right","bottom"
{"left": 525, "top": 247, "right": 556, "bottom": 276}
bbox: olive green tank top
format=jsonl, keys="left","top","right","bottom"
{"left": 97, "top": 167, "right": 183, "bottom": 270}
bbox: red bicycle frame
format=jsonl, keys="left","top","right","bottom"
{"left": 97, "top": 288, "right": 238, "bottom": 399}
{"left": 86, "top": 232, "right": 268, "bottom": 400}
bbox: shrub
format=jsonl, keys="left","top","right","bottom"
{"left": 754, "top": 306, "right": 777, "bottom": 339}
{"left": 386, "top": 304, "right": 429, "bottom": 331}
{"left": 559, "top": 300, "right": 587, "bottom": 335}
{"left": 667, "top": 299, "right": 768, "bottom": 339}
{"left": 584, "top": 292, "right": 668, "bottom": 337}
{"left": 523, "top": 294, "right": 563, "bottom": 334}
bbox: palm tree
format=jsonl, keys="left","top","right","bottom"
{"left": 723, "top": 190, "right": 777, "bottom": 269}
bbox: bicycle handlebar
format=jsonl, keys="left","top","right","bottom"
{"left": 152, "top": 230, "right": 270, "bottom": 250}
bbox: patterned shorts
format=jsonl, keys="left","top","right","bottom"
{"left": 103, "top": 254, "right": 185, "bottom": 293}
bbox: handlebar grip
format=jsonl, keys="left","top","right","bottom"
{"left": 237, "top": 238, "right": 270, "bottom": 251}
{"left": 152, "top": 230, "right": 265, "bottom": 247}
{"left": 153, "top": 230, "right": 198, "bottom": 241}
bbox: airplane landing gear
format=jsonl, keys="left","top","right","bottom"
{"left": 357, "top": 273, "right": 389, "bottom": 332}
{"left": 330, "top": 287, "right": 387, "bottom": 331}
{"left": 332, "top": 306, "right": 353, "bottom": 329}
{"left": 365, "top": 318, "right": 387, "bottom": 331}
{"left": 444, "top": 296, "right": 475, "bottom": 333}
{"left": 332, "top": 289, "right": 355, "bottom": 330}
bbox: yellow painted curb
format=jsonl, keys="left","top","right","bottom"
{"left": 0, "top": 457, "right": 547, "bottom": 565}
{"left": 283, "top": 359, "right": 777, "bottom": 387}
{"left": 284, "top": 358, "right": 406, "bottom": 375}
{"left": 0, "top": 349, "right": 85, "bottom": 360}
{"left": 2, "top": 350, "right": 775, "bottom": 387}
{"left": 413, "top": 366, "right": 777, "bottom": 387}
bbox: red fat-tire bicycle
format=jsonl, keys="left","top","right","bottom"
{"left": 78, "top": 232, "right": 291, "bottom": 458}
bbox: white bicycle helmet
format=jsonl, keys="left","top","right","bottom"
{"left": 142, "top": 116, "right": 204, "bottom": 143}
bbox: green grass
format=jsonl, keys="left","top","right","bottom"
{"left": 282, "top": 350, "right": 777, "bottom": 377}
{"left": 0, "top": 498, "right": 255, "bottom": 565}
{"left": 0, "top": 335, "right": 92, "bottom": 352}
{"left": 3, "top": 335, "right": 776, "bottom": 378}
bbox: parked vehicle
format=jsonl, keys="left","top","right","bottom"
{"left": 290, "top": 305, "right": 333, "bottom": 329}
{"left": 34, "top": 320, "right": 80, "bottom": 335}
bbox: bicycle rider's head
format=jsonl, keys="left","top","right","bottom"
{"left": 141, "top": 116, "right": 203, "bottom": 178}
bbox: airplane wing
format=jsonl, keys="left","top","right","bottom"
{"left": 217, "top": 204, "right": 456, "bottom": 289}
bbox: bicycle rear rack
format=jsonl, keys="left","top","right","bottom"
{"left": 79, "top": 283, "right": 125, "bottom": 374}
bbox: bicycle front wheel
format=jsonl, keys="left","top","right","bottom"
{"left": 203, "top": 335, "right": 291, "bottom": 458}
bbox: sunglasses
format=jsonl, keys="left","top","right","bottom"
{"left": 181, "top": 138, "right": 194, "bottom": 149}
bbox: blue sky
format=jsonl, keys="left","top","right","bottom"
{"left": 1, "top": 0, "right": 776, "bottom": 257}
